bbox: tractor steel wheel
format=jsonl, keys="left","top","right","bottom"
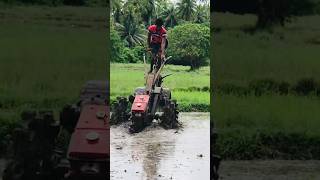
{"left": 110, "top": 97, "right": 130, "bottom": 125}
{"left": 160, "top": 100, "right": 179, "bottom": 129}
{"left": 129, "top": 115, "right": 145, "bottom": 133}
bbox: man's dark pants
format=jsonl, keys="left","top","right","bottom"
{"left": 149, "top": 43, "right": 161, "bottom": 72}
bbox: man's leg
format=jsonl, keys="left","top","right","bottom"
{"left": 149, "top": 59, "right": 154, "bottom": 73}
{"left": 149, "top": 44, "right": 158, "bottom": 73}
{"left": 151, "top": 44, "right": 161, "bottom": 72}
{"left": 149, "top": 52, "right": 156, "bottom": 73}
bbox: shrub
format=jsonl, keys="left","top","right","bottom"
{"left": 122, "top": 47, "right": 140, "bottom": 63}
{"left": 167, "top": 23, "right": 210, "bottom": 70}
{"left": 293, "top": 78, "right": 317, "bottom": 96}
{"left": 111, "top": 27, "right": 126, "bottom": 62}
{"left": 249, "top": 79, "right": 279, "bottom": 96}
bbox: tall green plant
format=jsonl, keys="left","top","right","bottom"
{"left": 111, "top": 25, "right": 125, "bottom": 62}
{"left": 161, "top": 5, "right": 178, "bottom": 28}
{"left": 143, "top": 0, "right": 156, "bottom": 26}
{"left": 194, "top": 4, "right": 209, "bottom": 23}
{"left": 168, "top": 23, "right": 209, "bottom": 70}
{"left": 115, "top": 5, "right": 147, "bottom": 47}
{"left": 177, "top": 0, "right": 196, "bottom": 21}
{"left": 111, "top": 0, "right": 123, "bottom": 23}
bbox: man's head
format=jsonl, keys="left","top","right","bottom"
{"left": 155, "top": 18, "right": 164, "bottom": 28}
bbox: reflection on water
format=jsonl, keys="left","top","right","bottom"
{"left": 142, "top": 140, "right": 175, "bottom": 179}
{"left": 143, "top": 143, "right": 160, "bottom": 179}
{"left": 110, "top": 112, "right": 210, "bottom": 180}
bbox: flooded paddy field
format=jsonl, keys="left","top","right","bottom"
{"left": 110, "top": 112, "right": 210, "bottom": 180}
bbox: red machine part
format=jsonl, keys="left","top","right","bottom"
{"left": 131, "top": 95, "right": 150, "bottom": 113}
{"left": 68, "top": 105, "right": 109, "bottom": 159}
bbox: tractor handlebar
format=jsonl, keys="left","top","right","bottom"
{"left": 165, "top": 56, "right": 172, "bottom": 62}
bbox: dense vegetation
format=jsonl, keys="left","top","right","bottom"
{"left": 111, "top": 0, "right": 210, "bottom": 70}
{"left": 110, "top": 1, "right": 211, "bottom": 114}
{"left": 213, "top": 0, "right": 320, "bottom": 28}
{"left": 167, "top": 23, "right": 210, "bottom": 70}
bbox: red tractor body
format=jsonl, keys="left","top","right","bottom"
{"left": 68, "top": 105, "right": 109, "bottom": 159}
{"left": 131, "top": 95, "right": 150, "bottom": 113}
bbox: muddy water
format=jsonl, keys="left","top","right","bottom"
{"left": 110, "top": 112, "right": 210, "bottom": 180}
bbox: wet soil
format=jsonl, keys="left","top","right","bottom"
{"left": 110, "top": 112, "right": 210, "bottom": 180}
{"left": 220, "top": 160, "right": 320, "bottom": 180}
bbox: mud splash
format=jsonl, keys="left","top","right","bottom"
{"left": 110, "top": 112, "right": 210, "bottom": 180}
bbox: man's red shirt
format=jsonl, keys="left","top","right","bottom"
{"left": 148, "top": 25, "right": 167, "bottom": 44}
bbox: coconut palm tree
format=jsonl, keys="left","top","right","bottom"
{"left": 194, "top": 4, "right": 208, "bottom": 23}
{"left": 111, "top": 0, "right": 123, "bottom": 23}
{"left": 177, "top": 0, "right": 196, "bottom": 21}
{"left": 161, "top": 5, "right": 178, "bottom": 28}
{"left": 115, "top": 5, "right": 147, "bottom": 47}
{"left": 198, "top": 0, "right": 208, "bottom": 3}
{"left": 155, "top": 0, "right": 170, "bottom": 17}
{"left": 140, "top": 0, "right": 156, "bottom": 26}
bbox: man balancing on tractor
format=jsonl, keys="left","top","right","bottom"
{"left": 110, "top": 19, "right": 178, "bottom": 133}
{"left": 147, "top": 18, "right": 168, "bottom": 72}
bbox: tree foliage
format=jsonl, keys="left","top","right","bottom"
{"left": 212, "top": 0, "right": 317, "bottom": 28}
{"left": 256, "top": 0, "right": 315, "bottom": 28}
{"left": 111, "top": 25, "right": 125, "bottom": 62}
{"left": 111, "top": 25, "right": 144, "bottom": 63}
{"left": 141, "top": 0, "right": 156, "bottom": 26}
{"left": 110, "top": 0, "right": 210, "bottom": 68}
{"left": 115, "top": 4, "right": 147, "bottom": 47}
{"left": 177, "top": 0, "right": 196, "bottom": 21}
{"left": 160, "top": 4, "right": 178, "bottom": 28}
{"left": 111, "top": 0, "right": 123, "bottom": 23}
{"left": 194, "top": 4, "right": 209, "bottom": 23}
{"left": 167, "top": 23, "right": 209, "bottom": 70}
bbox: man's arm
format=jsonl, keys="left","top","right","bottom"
{"left": 160, "top": 34, "right": 167, "bottom": 59}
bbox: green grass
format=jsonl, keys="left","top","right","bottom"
{"left": 213, "top": 13, "right": 320, "bottom": 86}
{"left": 214, "top": 95, "right": 320, "bottom": 159}
{"left": 214, "top": 95, "right": 320, "bottom": 136}
{"left": 0, "top": 6, "right": 107, "bottom": 26}
{"left": 110, "top": 63, "right": 210, "bottom": 111}
{"left": 0, "top": 6, "right": 107, "bottom": 131}
{"left": 212, "top": 13, "right": 320, "bottom": 159}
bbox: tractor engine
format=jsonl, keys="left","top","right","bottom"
{"left": 131, "top": 95, "right": 150, "bottom": 117}
{"left": 66, "top": 105, "right": 109, "bottom": 179}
